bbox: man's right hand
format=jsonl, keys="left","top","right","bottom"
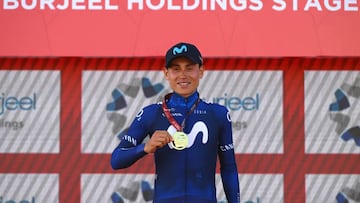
{"left": 144, "top": 130, "right": 173, "bottom": 153}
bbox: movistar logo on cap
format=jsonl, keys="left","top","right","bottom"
{"left": 172, "top": 45, "right": 187, "bottom": 55}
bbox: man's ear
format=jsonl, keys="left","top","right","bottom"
{"left": 199, "top": 65, "right": 205, "bottom": 78}
{"left": 163, "top": 68, "right": 169, "bottom": 80}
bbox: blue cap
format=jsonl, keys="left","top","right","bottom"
{"left": 165, "top": 42, "right": 203, "bottom": 68}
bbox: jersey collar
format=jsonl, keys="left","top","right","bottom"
{"left": 168, "top": 91, "right": 199, "bottom": 109}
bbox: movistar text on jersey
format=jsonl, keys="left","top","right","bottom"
{"left": 3, "top": 0, "right": 358, "bottom": 11}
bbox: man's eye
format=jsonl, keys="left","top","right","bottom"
{"left": 168, "top": 65, "right": 178, "bottom": 70}
{"left": 186, "top": 65, "right": 195, "bottom": 71}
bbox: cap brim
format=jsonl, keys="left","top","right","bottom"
{"left": 166, "top": 54, "right": 200, "bottom": 68}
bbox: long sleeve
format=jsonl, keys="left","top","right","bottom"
{"left": 111, "top": 143, "right": 147, "bottom": 169}
{"left": 110, "top": 104, "right": 158, "bottom": 169}
{"left": 216, "top": 106, "right": 240, "bottom": 203}
{"left": 220, "top": 154, "right": 240, "bottom": 203}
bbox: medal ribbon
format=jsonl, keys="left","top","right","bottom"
{"left": 162, "top": 93, "right": 200, "bottom": 131}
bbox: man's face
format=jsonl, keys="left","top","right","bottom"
{"left": 164, "top": 57, "right": 204, "bottom": 98}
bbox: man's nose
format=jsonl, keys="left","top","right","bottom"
{"left": 179, "top": 68, "right": 188, "bottom": 76}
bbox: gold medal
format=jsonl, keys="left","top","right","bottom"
{"left": 172, "top": 131, "right": 189, "bottom": 150}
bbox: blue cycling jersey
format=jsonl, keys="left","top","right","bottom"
{"left": 111, "top": 91, "right": 240, "bottom": 203}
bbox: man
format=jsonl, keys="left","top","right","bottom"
{"left": 111, "top": 42, "right": 240, "bottom": 203}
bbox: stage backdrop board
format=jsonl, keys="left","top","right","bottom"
{"left": 82, "top": 70, "right": 283, "bottom": 154}
{"left": 0, "top": 57, "right": 360, "bottom": 203}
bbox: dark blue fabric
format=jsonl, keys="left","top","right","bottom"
{"left": 111, "top": 91, "right": 240, "bottom": 203}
